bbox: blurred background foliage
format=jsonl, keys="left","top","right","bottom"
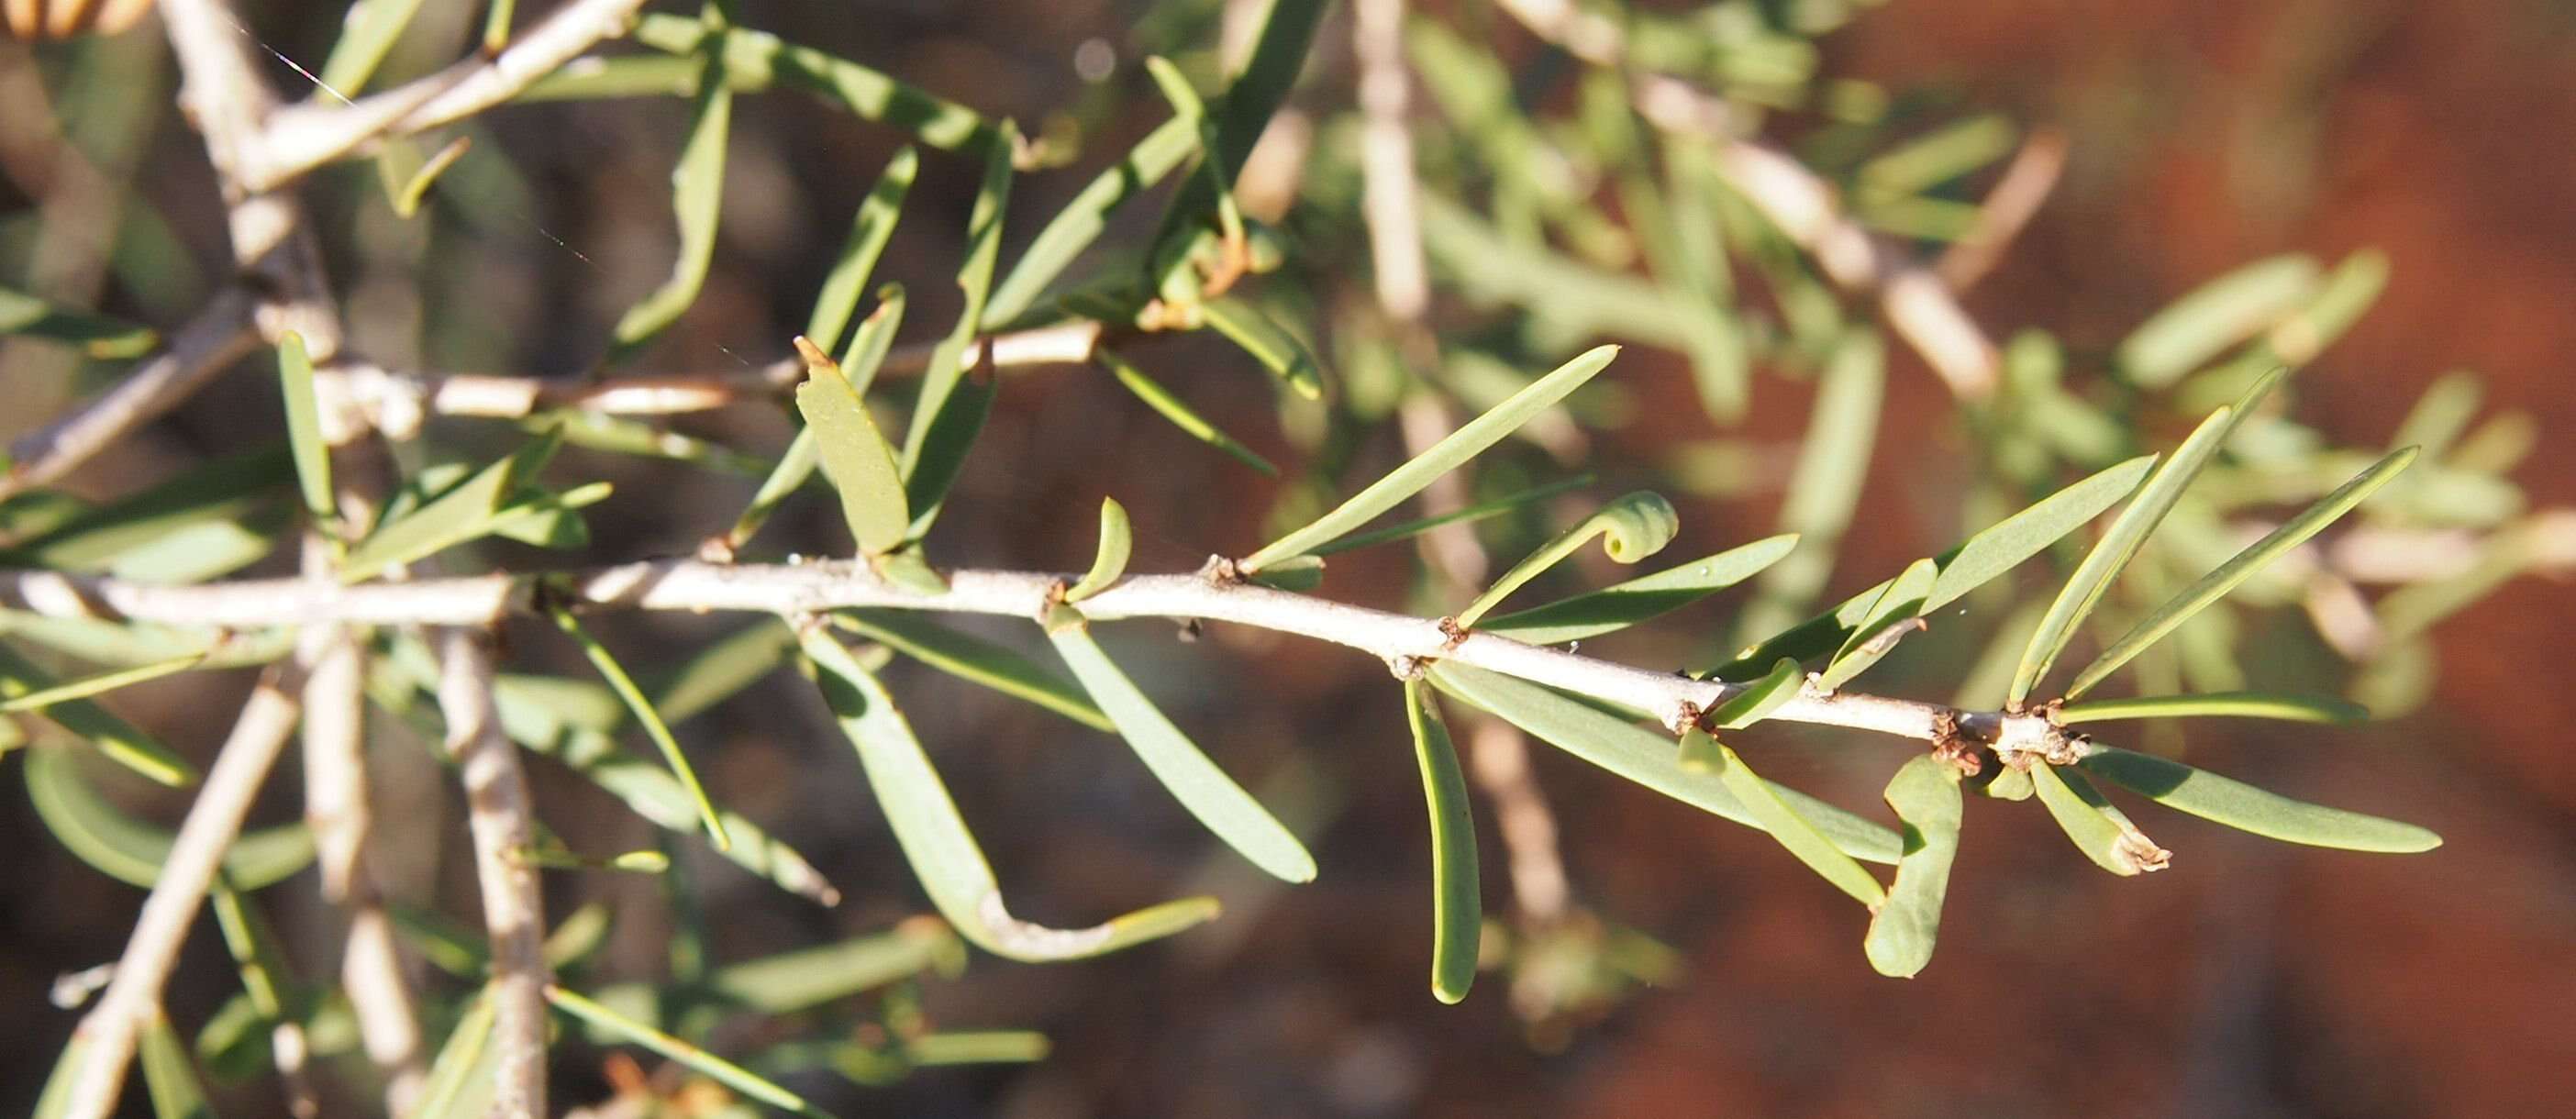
{"left": 5, "top": 0, "right": 2576, "bottom": 1114}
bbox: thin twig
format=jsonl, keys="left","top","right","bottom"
{"left": 437, "top": 627, "right": 552, "bottom": 1119}
{"left": 1937, "top": 127, "right": 2069, "bottom": 292}
{"left": 239, "top": 0, "right": 652, "bottom": 193}
{"left": 57, "top": 670, "right": 302, "bottom": 1119}
{"left": 0, "top": 560, "right": 2058, "bottom": 754}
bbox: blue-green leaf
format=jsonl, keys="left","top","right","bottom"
{"left": 1815, "top": 557, "right": 1938, "bottom": 691}
{"left": 1482, "top": 534, "right": 1795, "bottom": 647}
{"left": 899, "top": 126, "right": 1017, "bottom": 540}
{"left": 607, "top": 37, "right": 732, "bottom": 361}
{"left": 1200, "top": 297, "right": 1324, "bottom": 401}
{"left": 1863, "top": 755, "right": 1964, "bottom": 978}
{"left": 273, "top": 331, "right": 334, "bottom": 527}
{"left": 1703, "top": 738, "right": 1886, "bottom": 905}
{"left": 548, "top": 607, "right": 730, "bottom": 850}
{"left": 2055, "top": 692, "right": 2366, "bottom": 725}
{"left": 2079, "top": 746, "right": 2439, "bottom": 852}
{"left": 1404, "top": 678, "right": 1479, "bottom": 1003}
{"left": 2029, "top": 763, "right": 2169, "bottom": 875}
{"left": 1455, "top": 493, "right": 1679, "bottom": 629}
{"left": 1094, "top": 349, "right": 1279, "bottom": 475}
{"left": 805, "top": 149, "right": 917, "bottom": 357}
{"left": 545, "top": 986, "right": 832, "bottom": 1119}
{"left": 801, "top": 628, "right": 1219, "bottom": 958}
{"left": 340, "top": 428, "right": 566, "bottom": 582}
{"left": 0, "top": 645, "right": 195, "bottom": 787}
{"left": 2117, "top": 255, "right": 2320, "bottom": 387}
{"left": 833, "top": 611, "right": 1109, "bottom": 731}
{"left": 24, "top": 746, "right": 311, "bottom": 889}
{"left": 1045, "top": 623, "right": 1316, "bottom": 882}
{"left": 1064, "top": 498, "right": 1132, "bottom": 604}
{"left": 793, "top": 338, "right": 909, "bottom": 554}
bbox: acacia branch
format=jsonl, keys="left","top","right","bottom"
{"left": 57, "top": 670, "right": 302, "bottom": 1119}
{"left": 0, "top": 560, "right": 2058, "bottom": 755}
{"left": 0, "top": 289, "right": 262, "bottom": 500}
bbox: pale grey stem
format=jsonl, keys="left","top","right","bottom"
{"left": 57, "top": 671, "right": 302, "bottom": 1119}
{"left": 405, "top": 319, "right": 1104, "bottom": 419}
{"left": 0, "top": 288, "right": 262, "bottom": 500}
{"left": 0, "top": 560, "right": 2049, "bottom": 752}
{"left": 247, "top": 0, "right": 652, "bottom": 192}
{"left": 437, "top": 627, "right": 551, "bottom": 1119}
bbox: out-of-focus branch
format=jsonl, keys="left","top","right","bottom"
{"left": 57, "top": 671, "right": 302, "bottom": 1119}
{"left": 0, "top": 288, "right": 262, "bottom": 500}
{"left": 1493, "top": 0, "right": 2003, "bottom": 398}
{"left": 231, "top": 0, "right": 651, "bottom": 193}
{"left": 1353, "top": 0, "right": 1427, "bottom": 322}
{"left": 1938, "top": 127, "right": 2069, "bottom": 292}
{"left": 436, "top": 627, "right": 552, "bottom": 1119}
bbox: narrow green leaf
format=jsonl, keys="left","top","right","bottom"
{"left": 32, "top": 1033, "right": 93, "bottom": 1119}
{"left": 0, "top": 284, "right": 158, "bottom": 358}
{"left": 2080, "top": 746, "right": 2440, "bottom": 852}
{"left": 314, "top": 0, "right": 431, "bottom": 94}
{"left": 2066, "top": 446, "right": 2418, "bottom": 699}
{"left": 840, "top": 284, "right": 906, "bottom": 393}
{"left": 631, "top": 16, "right": 1002, "bottom": 155}
{"left": 1926, "top": 455, "right": 2160, "bottom": 609}
{"left": 1481, "top": 534, "right": 1796, "bottom": 647}
{"left": 1062, "top": 497, "right": 1134, "bottom": 604}
{"left": 2117, "top": 254, "right": 2320, "bottom": 387}
{"left": 646, "top": 619, "right": 797, "bottom": 726}
{"left": 139, "top": 1011, "right": 218, "bottom": 1119}
{"left": 410, "top": 986, "right": 500, "bottom": 1119}
{"left": 1706, "top": 741, "right": 1887, "bottom": 905}
{"left": 800, "top": 628, "right": 1219, "bottom": 958}
{"left": 534, "top": 411, "right": 767, "bottom": 475}
{"left": 586, "top": 923, "right": 960, "bottom": 1031}
{"left": 2010, "top": 372, "right": 2280, "bottom": 705}
{"left": 1427, "top": 663, "right": 1900, "bottom": 863}
{"left": 1244, "top": 345, "right": 1620, "bottom": 571}
{"left": 340, "top": 428, "right": 564, "bottom": 582}
{"left": 834, "top": 610, "right": 1110, "bottom": 731}
{"left": 24, "top": 746, "right": 312, "bottom": 889}
{"left": 0, "top": 645, "right": 196, "bottom": 787}
{"left": 546, "top": 986, "right": 833, "bottom": 1119}
{"left": 549, "top": 607, "right": 731, "bottom": 851}
{"left": 2056, "top": 692, "right": 2367, "bottom": 725}
{"left": 0, "top": 448, "right": 294, "bottom": 579}
{"left": 273, "top": 331, "right": 334, "bottom": 526}
{"left": 1094, "top": 349, "right": 1278, "bottom": 475}
{"left": 794, "top": 338, "right": 911, "bottom": 554}
{"left": 1863, "top": 755, "right": 1964, "bottom": 979}
{"left": 1734, "top": 328, "right": 1883, "bottom": 645}
{"left": 986, "top": 116, "right": 1197, "bottom": 327}
{"left": 1046, "top": 624, "right": 1316, "bottom": 882}
{"left": 380, "top": 135, "right": 472, "bottom": 218}
{"left": 607, "top": 38, "right": 732, "bottom": 360}
{"left": 1162, "top": 0, "right": 1327, "bottom": 212}
{"left": 480, "top": 0, "right": 517, "bottom": 51}
{"left": 0, "top": 652, "right": 204, "bottom": 715}
{"left": 1456, "top": 493, "right": 1680, "bottom": 629}
{"left": 900, "top": 126, "right": 1017, "bottom": 539}
{"left": 1856, "top": 114, "right": 2018, "bottom": 197}
{"left": 0, "top": 615, "right": 288, "bottom": 671}
{"left": 2029, "top": 763, "right": 2169, "bottom": 875}
{"left": 1200, "top": 296, "right": 1324, "bottom": 401}
{"left": 1143, "top": 54, "right": 1249, "bottom": 260}
{"left": 1307, "top": 475, "right": 1594, "bottom": 558}
{"left": 1816, "top": 557, "right": 1938, "bottom": 691}
{"left": 1710, "top": 658, "right": 1804, "bottom": 729}
{"left": 805, "top": 149, "right": 917, "bottom": 357}
{"left": 1404, "top": 678, "right": 1480, "bottom": 1003}
{"left": 723, "top": 427, "right": 818, "bottom": 555}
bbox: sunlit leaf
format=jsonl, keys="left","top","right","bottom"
{"left": 1045, "top": 622, "right": 1316, "bottom": 882}
{"left": 378, "top": 135, "right": 472, "bottom": 218}
{"left": 1200, "top": 297, "right": 1324, "bottom": 401}
{"left": 1456, "top": 493, "right": 1678, "bottom": 629}
{"left": 0, "top": 448, "right": 294, "bottom": 582}
{"left": 587, "top": 922, "right": 960, "bottom": 1031}
{"left": 138, "top": 1011, "right": 217, "bottom": 1119}
{"left": 409, "top": 984, "right": 499, "bottom": 1119}
{"left": 1481, "top": 534, "right": 1794, "bottom": 647}
{"left": 1308, "top": 475, "right": 1594, "bottom": 558}
{"left": 1856, "top": 114, "right": 2017, "bottom": 197}
{"left": 314, "top": 0, "right": 431, "bottom": 94}
{"left": 1816, "top": 557, "right": 1938, "bottom": 691}
{"left": 1427, "top": 663, "right": 1899, "bottom": 862}
{"left": 2066, "top": 446, "right": 2417, "bottom": 699}
{"left": 802, "top": 627, "right": 1220, "bottom": 958}
{"left": 1863, "top": 755, "right": 1964, "bottom": 978}
{"left": 1064, "top": 498, "right": 1132, "bottom": 604}
{"left": 0, "top": 645, "right": 195, "bottom": 787}
{"left": 1710, "top": 657, "right": 1803, "bottom": 729}
{"left": 1404, "top": 678, "right": 1479, "bottom": 1003}
{"left": 647, "top": 618, "right": 797, "bottom": 725}
{"left": 2117, "top": 255, "right": 2319, "bottom": 387}
{"left": 24, "top": 746, "right": 311, "bottom": 889}
{"left": 1734, "top": 328, "right": 1883, "bottom": 645}
{"left": 549, "top": 607, "right": 730, "bottom": 850}
{"left": 986, "top": 116, "right": 1198, "bottom": 327}
{"left": 341, "top": 428, "right": 565, "bottom": 582}
{"left": 1094, "top": 349, "right": 1279, "bottom": 475}
{"left": 1926, "top": 455, "right": 2159, "bottom": 609}
{"left": 0, "top": 651, "right": 205, "bottom": 715}
{"left": 794, "top": 337, "right": 910, "bottom": 554}
{"left": 2011, "top": 372, "right": 2279, "bottom": 704}
{"left": 545, "top": 985, "right": 833, "bottom": 1119}
{"left": 2029, "top": 762, "right": 2168, "bottom": 876}
{"left": 806, "top": 149, "right": 917, "bottom": 357}
{"left": 1707, "top": 737, "right": 1886, "bottom": 904}
{"left": 1244, "top": 345, "right": 1619, "bottom": 571}
{"left": 632, "top": 16, "right": 1002, "bottom": 155}
{"left": 2056, "top": 692, "right": 2366, "bottom": 725}
{"left": 607, "top": 37, "right": 732, "bottom": 361}
{"left": 2080, "top": 746, "right": 2439, "bottom": 852}
{"left": 833, "top": 610, "right": 1110, "bottom": 731}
